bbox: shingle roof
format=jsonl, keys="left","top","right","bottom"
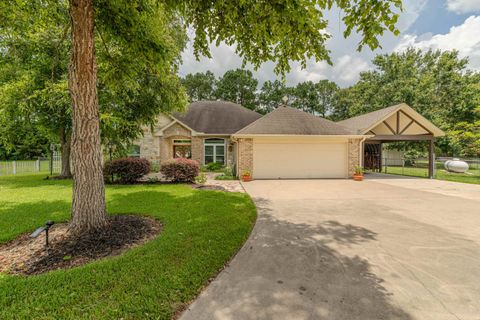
{"left": 173, "top": 101, "right": 262, "bottom": 134}
{"left": 337, "top": 104, "right": 403, "bottom": 134}
{"left": 235, "top": 107, "right": 355, "bottom": 135}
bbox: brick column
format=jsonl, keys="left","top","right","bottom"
{"left": 191, "top": 137, "right": 203, "bottom": 165}
{"left": 348, "top": 138, "right": 362, "bottom": 177}
{"left": 159, "top": 137, "right": 171, "bottom": 163}
{"left": 237, "top": 138, "right": 253, "bottom": 178}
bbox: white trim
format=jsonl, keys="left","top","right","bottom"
{"left": 362, "top": 103, "right": 445, "bottom": 137}
{"left": 195, "top": 133, "right": 231, "bottom": 137}
{"left": 172, "top": 139, "right": 192, "bottom": 146}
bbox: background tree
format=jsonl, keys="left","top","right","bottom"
{"left": 330, "top": 88, "right": 356, "bottom": 121}
{"left": 216, "top": 69, "right": 258, "bottom": 110}
{"left": 292, "top": 81, "right": 320, "bottom": 114}
{"left": 448, "top": 120, "right": 480, "bottom": 157}
{"left": 258, "top": 80, "right": 291, "bottom": 113}
{"left": 316, "top": 80, "right": 339, "bottom": 118}
{"left": 0, "top": 1, "right": 72, "bottom": 175}
{"left": 181, "top": 71, "right": 217, "bottom": 102}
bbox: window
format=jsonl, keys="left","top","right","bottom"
{"left": 173, "top": 139, "right": 191, "bottom": 145}
{"left": 128, "top": 145, "right": 141, "bottom": 157}
{"left": 204, "top": 138, "right": 225, "bottom": 164}
{"left": 173, "top": 139, "right": 191, "bottom": 158}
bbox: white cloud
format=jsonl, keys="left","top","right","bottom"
{"left": 446, "top": 0, "right": 480, "bottom": 14}
{"left": 334, "top": 55, "right": 370, "bottom": 82}
{"left": 395, "top": 15, "right": 480, "bottom": 70}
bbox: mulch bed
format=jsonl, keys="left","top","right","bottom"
{"left": 0, "top": 215, "right": 161, "bottom": 275}
{"left": 191, "top": 184, "right": 228, "bottom": 192}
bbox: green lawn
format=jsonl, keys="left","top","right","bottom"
{"left": 381, "top": 166, "right": 480, "bottom": 185}
{"left": 0, "top": 175, "right": 256, "bottom": 319}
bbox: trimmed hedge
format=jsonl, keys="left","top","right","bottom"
{"left": 160, "top": 158, "right": 200, "bottom": 183}
{"left": 104, "top": 157, "right": 150, "bottom": 184}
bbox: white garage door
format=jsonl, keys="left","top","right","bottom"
{"left": 253, "top": 140, "right": 348, "bottom": 179}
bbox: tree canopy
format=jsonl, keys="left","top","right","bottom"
{"left": 258, "top": 80, "right": 292, "bottom": 113}
{"left": 176, "top": 0, "right": 402, "bottom": 74}
{"left": 0, "top": 0, "right": 187, "bottom": 164}
{"left": 181, "top": 71, "right": 217, "bottom": 102}
{"left": 216, "top": 69, "right": 258, "bottom": 110}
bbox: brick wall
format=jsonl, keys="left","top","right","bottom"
{"left": 237, "top": 138, "right": 253, "bottom": 178}
{"left": 163, "top": 122, "right": 191, "bottom": 138}
{"left": 136, "top": 114, "right": 172, "bottom": 162}
{"left": 139, "top": 128, "right": 160, "bottom": 162}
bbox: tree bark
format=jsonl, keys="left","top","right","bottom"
{"left": 59, "top": 127, "right": 72, "bottom": 178}
{"left": 68, "top": 0, "right": 107, "bottom": 233}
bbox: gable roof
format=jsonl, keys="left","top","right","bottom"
{"left": 337, "top": 104, "right": 401, "bottom": 134}
{"left": 337, "top": 103, "right": 444, "bottom": 136}
{"left": 234, "top": 107, "right": 356, "bottom": 136}
{"left": 173, "top": 101, "right": 262, "bottom": 134}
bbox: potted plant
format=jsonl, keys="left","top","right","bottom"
{"left": 241, "top": 170, "right": 252, "bottom": 182}
{"left": 353, "top": 166, "right": 364, "bottom": 181}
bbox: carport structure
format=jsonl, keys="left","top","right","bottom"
{"left": 338, "top": 103, "right": 445, "bottom": 178}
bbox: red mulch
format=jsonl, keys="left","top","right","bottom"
{"left": 0, "top": 215, "right": 161, "bottom": 275}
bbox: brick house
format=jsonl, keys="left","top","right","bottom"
{"left": 136, "top": 101, "right": 444, "bottom": 179}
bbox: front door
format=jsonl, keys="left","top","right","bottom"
{"left": 173, "top": 145, "right": 192, "bottom": 159}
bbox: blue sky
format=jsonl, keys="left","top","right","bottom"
{"left": 179, "top": 0, "right": 480, "bottom": 88}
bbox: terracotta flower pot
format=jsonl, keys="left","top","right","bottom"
{"left": 353, "top": 174, "right": 364, "bottom": 181}
{"left": 241, "top": 175, "right": 252, "bottom": 182}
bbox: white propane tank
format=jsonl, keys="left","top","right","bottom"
{"left": 444, "top": 158, "right": 469, "bottom": 173}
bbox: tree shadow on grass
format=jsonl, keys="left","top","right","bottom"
{"left": 0, "top": 174, "right": 72, "bottom": 189}
{"left": 183, "top": 197, "right": 412, "bottom": 320}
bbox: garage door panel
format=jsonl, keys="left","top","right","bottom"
{"left": 253, "top": 142, "right": 347, "bottom": 179}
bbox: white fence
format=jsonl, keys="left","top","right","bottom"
{"left": 0, "top": 155, "right": 61, "bottom": 176}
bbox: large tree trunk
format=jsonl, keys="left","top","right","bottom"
{"left": 59, "top": 127, "right": 72, "bottom": 178}
{"left": 68, "top": 0, "right": 107, "bottom": 234}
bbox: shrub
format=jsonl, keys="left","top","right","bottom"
{"left": 104, "top": 157, "right": 150, "bottom": 184}
{"left": 195, "top": 172, "right": 207, "bottom": 184}
{"left": 150, "top": 161, "right": 161, "bottom": 173}
{"left": 205, "top": 162, "right": 223, "bottom": 172}
{"left": 222, "top": 166, "right": 234, "bottom": 176}
{"left": 403, "top": 149, "right": 426, "bottom": 167}
{"left": 160, "top": 158, "right": 200, "bottom": 182}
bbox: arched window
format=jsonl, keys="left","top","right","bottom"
{"left": 204, "top": 138, "right": 225, "bottom": 164}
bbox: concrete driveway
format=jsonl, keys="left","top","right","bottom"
{"left": 181, "top": 175, "right": 480, "bottom": 320}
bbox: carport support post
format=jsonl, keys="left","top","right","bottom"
{"left": 428, "top": 138, "right": 435, "bottom": 179}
